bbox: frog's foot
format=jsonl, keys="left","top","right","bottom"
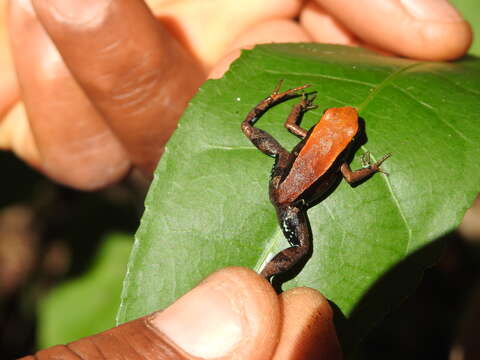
{"left": 341, "top": 152, "right": 392, "bottom": 183}
{"left": 284, "top": 92, "right": 318, "bottom": 139}
{"left": 267, "top": 79, "right": 311, "bottom": 104}
{"left": 361, "top": 152, "right": 392, "bottom": 175}
{"left": 299, "top": 92, "right": 318, "bottom": 112}
{"left": 244, "top": 81, "right": 312, "bottom": 127}
{"left": 360, "top": 151, "right": 372, "bottom": 168}
{"left": 369, "top": 152, "right": 392, "bottom": 175}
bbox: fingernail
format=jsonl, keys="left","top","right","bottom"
{"left": 148, "top": 280, "right": 245, "bottom": 358}
{"left": 401, "top": 0, "right": 463, "bottom": 22}
{"left": 40, "top": 0, "right": 112, "bottom": 24}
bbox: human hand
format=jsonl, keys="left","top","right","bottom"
{"left": 0, "top": 0, "right": 471, "bottom": 189}
{"left": 19, "top": 267, "right": 342, "bottom": 359}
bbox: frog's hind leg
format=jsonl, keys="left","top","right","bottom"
{"left": 241, "top": 81, "right": 310, "bottom": 136}
{"left": 260, "top": 206, "right": 311, "bottom": 281}
{"left": 242, "top": 82, "right": 309, "bottom": 160}
{"left": 284, "top": 93, "right": 318, "bottom": 139}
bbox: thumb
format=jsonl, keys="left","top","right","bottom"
{"left": 20, "top": 267, "right": 281, "bottom": 360}
{"left": 150, "top": 267, "right": 281, "bottom": 359}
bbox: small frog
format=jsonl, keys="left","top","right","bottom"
{"left": 241, "top": 81, "right": 390, "bottom": 281}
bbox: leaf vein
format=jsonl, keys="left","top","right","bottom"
{"left": 431, "top": 71, "right": 480, "bottom": 96}
{"left": 361, "top": 149, "right": 413, "bottom": 254}
{"left": 392, "top": 85, "right": 474, "bottom": 144}
{"left": 357, "top": 62, "right": 423, "bottom": 111}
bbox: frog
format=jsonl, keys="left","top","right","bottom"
{"left": 241, "top": 81, "right": 391, "bottom": 281}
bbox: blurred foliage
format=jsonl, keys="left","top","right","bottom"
{"left": 37, "top": 234, "right": 132, "bottom": 348}
{"left": 0, "top": 152, "right": 141, "bottom": 358}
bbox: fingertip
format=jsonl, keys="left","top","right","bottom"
{"left": 412, "top": 20, "right": 472, "bottom": 61}
{"left": 41, "top": 144, "right": 132, "bottom": 191}
{"left": 315, "top": 0, "right": 472, "bottom": 61}
{"left": 149, "top": 267, "right": 281, "bottom": 359}
{"left": 274, "top": 287, "right": 342, "bottom": 360}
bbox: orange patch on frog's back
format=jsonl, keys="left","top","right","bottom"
{"left": 277, "top": 106, "right": 359, "bottom": 204}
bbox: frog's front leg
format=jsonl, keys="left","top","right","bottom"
{"left": 340, "top": 152, "right": 392, "bottom": 183}
{"left": 284, "top": 93, "right": 317, "bottom": 139}
{"left": 260, "top": 205, "right": 311, "bottom": 281}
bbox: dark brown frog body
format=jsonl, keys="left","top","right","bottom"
{"left": 241, "top": 82, "right": 390, "bottom": 281}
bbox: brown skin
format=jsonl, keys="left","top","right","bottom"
{"left": 0, "top": 0, "right": 472, "bottom": 189}
{"left": 241, "top": 83, "right": 390, "bottom": 281}
{"left": 19, "top": 267, "right": 342, "bottom": 360}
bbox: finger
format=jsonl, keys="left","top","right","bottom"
{"left": 18, "top": 317, "right": 189, "bottom": 360}
{"left": 314, "top": 0, "right": 472, "bottom": 60}
{"left": 299, "top": 1, "right": 358, "bottom": 45}
{"left": 31, "top": 0, "right": 205, "bottom": 175}
{"left": 299, "top": 2, "right": 395, "bottom": 57}
{"left": 149, "top": 267, "right": 281, "bottom": 359}
{"left": 273, "top": 287, "right": 342, "bottom": 359}
{"left": 148, "top": 0, "right": 304, "bottom": 70}
{"left": 20, "top": 267, "right": 281, "bottom": 359}
{"left": 209, "top": 19, "right": 312, "bottom": 79}
{"left": 8, "top": 0, "right": 130, "bottom": 189}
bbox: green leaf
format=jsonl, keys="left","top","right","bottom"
{"left": 117, "top": 44, "right": 480, "bottom": 352}
{"left": 38, "top": 233, "right": 132, "bottom": 348}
